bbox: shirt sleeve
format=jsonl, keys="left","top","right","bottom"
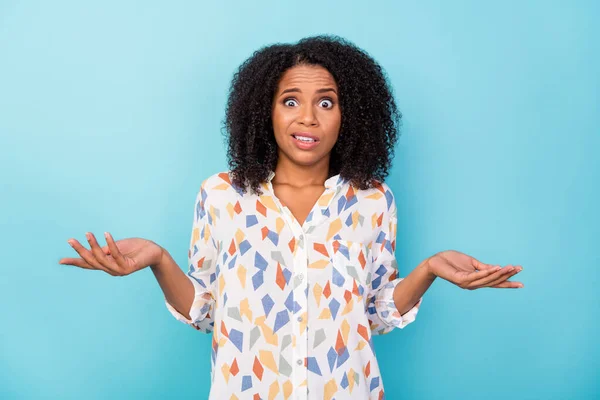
{"left": 365, "top": 184, "right": 423, "bottom": 335}
{"left": 165, "top": 180, "right": 218, "bottom": 333}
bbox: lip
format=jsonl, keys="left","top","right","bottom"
{"left": 290, "top": 132, "right": 320, "bottom": 150}
{"left": 291, "top": 132, "right": 320, "bottom": 141}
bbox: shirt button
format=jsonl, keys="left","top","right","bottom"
{"left": 298, "top": 273, "right": 304, "bottom": 281}
{"left": 296, "top": 359, "right": 303, "bottom": 366}
{"left": 297, "top": 316, "right": 303, "bottom": 322}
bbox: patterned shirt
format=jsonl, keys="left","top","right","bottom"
{"left": 166, "top": 170, "right": 423, "bottom": 400}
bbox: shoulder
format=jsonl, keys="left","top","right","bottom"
{"left": 199, "top": 171, "right": 233, "bottom": 191}
{"left": 195, "top": 170, "right": 241, "bottom": 204}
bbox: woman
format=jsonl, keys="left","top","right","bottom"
{"left": 59, "top": 35, "right": 524, "bottom": 400}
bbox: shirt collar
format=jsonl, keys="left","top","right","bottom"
{"left": 267, "top": 170, "right": 344, "bottom": 189}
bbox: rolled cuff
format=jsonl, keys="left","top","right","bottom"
{"left": 374, "top": 277, "right": 422, "bottom": 330}
{"left": 165, "top": 275, "right": 215, "bottom": 333}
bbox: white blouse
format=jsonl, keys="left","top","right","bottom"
{"left": 166, "top": 170, "right": 422, "bottom": 399}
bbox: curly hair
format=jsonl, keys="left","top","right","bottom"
{"left": 222, "top": 34, "right": 401, "bottom": 195}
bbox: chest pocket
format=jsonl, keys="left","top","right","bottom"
{"left": 326, "top": 239, "right": 371, "bottom": 289}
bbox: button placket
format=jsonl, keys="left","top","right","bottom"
{"left": 265, "top": 178, "right": 344, "bottom": 396}
{"left": 268, "top": 181, "right": 309, "bottom": 392}
{"left": 292, "top": 231, "right": 309, "bottom": 393}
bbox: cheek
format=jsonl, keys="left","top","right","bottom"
{"left": 322, "top": 111, "right": 342, "bottom": 138}
{"left": 272, "top": 107, "right": 293, "bottom": 134}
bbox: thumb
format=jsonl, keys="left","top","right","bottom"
{"left": 472, "top": 258, "right": 495, "bottom": 271}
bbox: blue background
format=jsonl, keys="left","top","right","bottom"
{"left": 1, "top": 1, "right": 598, "bottom": 399}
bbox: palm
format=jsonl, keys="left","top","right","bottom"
{"left": 59, "top": 232, "right": 163, "bottom": 276}
{"left": 103, "top": 238, "right": 161, "bottom": 273}
{"left": 429, "top": 251, "right": 479, "bottom": 280}
{"left": 428, "top": 250, "right": 524, "bottom": 290}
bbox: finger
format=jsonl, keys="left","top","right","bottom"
{"left": 490, "top": 280, "right": 524, "bottom": 289}
{"left": 463, "top": 266, "right": 502, "bottom": 283}
{"left": 473, "top": 265, "right": 522, "bottom": 288}
{"left": 483, "top": 266, "right": 523, "bottom": 288}
{"left": 458, "top": 265, "right": 503, "bottom": 288}
{"left": 86, "top": 232, "right": 120, "bottom": 273}
{"left": 58, "top": 257, "right": 95, "bottom": 270}
{"left": 468, "top": 265, "right": 518, "bottom": 288}
{"left": 471, "top": 258, "right": 496, "bottom": 271}
{"left": 104, "top": 232, "right": 126, "bottom": 267}
{"left": 67, "top": 239, "right": 113, "bottom": 274}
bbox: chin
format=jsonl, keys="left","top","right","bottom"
{"left": 281, "top": 149, "right": 325, "bottom": 167}
{"left": 290, "top": 157, "right": 320, "bottom": 167}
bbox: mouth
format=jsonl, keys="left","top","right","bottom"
{"left": 290, "top": 132, "right": 320, "bottom": 150}
{"left": 291, "top": 133, "right": 320, "bottom": 143}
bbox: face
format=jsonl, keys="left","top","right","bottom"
{"left": 271, "top": 64, "right": 341, "bottom": 169}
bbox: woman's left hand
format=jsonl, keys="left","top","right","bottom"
{"left": 427, "top": 250, "right": 524, "bottom": 290}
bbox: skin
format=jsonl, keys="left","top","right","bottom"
{"left": 58, "top": 65, "right": 524, "bottom": 323}
{"left": 270, "top": 64, "right": 341, "bottom": 226}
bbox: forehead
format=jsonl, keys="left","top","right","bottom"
{"left": 277, "top": 65, "right": 337, "bottom": 90}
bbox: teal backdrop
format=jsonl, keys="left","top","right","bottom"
{"left": 1, "top": 1, "right": 598, "bottom": 399}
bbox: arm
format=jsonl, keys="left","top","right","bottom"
{"left": 393, "top": 257, "right": 436, "bottom": 316}
{"left": 366, "top": 184, "right": 426, "bottom": 334}
{"left": 59, "top": 179, "right": 217, "bottom": 332}
{"left": 150, "top": 249, "right": 195, "bottom": 320}
{"left": 160, "top": 180, "right": 219, "bottom": 332}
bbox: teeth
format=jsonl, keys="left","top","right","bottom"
{"left": 294, "top": 135, "right": 316, "bottom": 142}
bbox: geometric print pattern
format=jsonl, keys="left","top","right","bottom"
{"left": 165, "top": 170, "right": 423, "bottom": 399}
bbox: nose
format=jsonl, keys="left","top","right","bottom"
{"left": 298, "top": 104, "right": 318, "bottom": 126}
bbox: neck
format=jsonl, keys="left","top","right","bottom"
{"left": 272, "top": 155, "right": 330, "bottom": 188}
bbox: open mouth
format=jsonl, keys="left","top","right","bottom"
{"left": 291, "top": 134, "right": 319, "bottom": 143}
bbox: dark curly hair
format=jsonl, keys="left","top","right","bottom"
{"left": 222, "top": 34, "right": 401, "bottom": 195}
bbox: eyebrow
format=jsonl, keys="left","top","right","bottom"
{"left": 279, "top": 87, "right": 337, "bottom": 96}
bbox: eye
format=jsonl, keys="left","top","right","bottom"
{"left": 283, "top": 98, "right": 298, "bottom": 107}
{"left": 319, "top": 98, "right": 334, "bottom": 109}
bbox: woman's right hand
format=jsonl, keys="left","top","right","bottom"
{"left": 59, "top": 232, "right": 164, "bottom": 276}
